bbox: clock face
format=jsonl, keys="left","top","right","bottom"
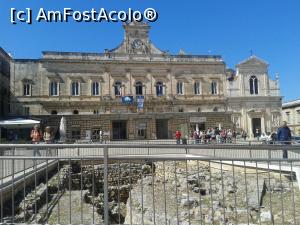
{"left": 132, "top": 39, "right": 143, "bottom": 49}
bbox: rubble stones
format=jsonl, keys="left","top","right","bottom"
{"left": 124, "top": 161, "right": 298, "bottom": 225}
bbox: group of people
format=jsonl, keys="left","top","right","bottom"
{"left": 175, "top": 127, "right": 239, "bottom": 144}
{"left": 175, "top": 121, "right": 292, "bottom": 158}
{"left": 191, "top": 128, "right": 238, "bottom": 144}
{"left": 30, "top": 125, "right": 54, "bottom": 144}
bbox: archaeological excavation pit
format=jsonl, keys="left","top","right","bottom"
{"left": 0, "top": 160, "right": 154, "bottom": 225}
{"left": 2, "top": 159, "right": 300, "bottom": 225}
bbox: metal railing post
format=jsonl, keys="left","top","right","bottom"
{"left": 103, "top": 145, "right": 109, "bottom": 225}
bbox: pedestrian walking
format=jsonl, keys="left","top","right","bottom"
{"left": 241, "top": 130, "right": 247, "bottom": 141}
{"left": 194, "top": 130, "right": 200, "bottom": 144}
{"left": 270, "top": 130, "right": 277, "bottom": 144}
{"left": 227, "top": 129, "right": 232, "bottom": 143}
{"left": 277, "top": 121, "right": 291, "bottom": 158}
{"left": 175, "top": 130, "right": 182, "bottom": 144}
{"left": 232, "top": 129, "right": 237, "bottom": 144}
{"left": 43, "top": 126, "right": 54, "bottom": 144}
{"left": 31, "top": 125, "right": 42, "bottom": 144}
{"left": 220, "top": 129, "right": 227, "bottom": 143}
{"left": 215, "top": 127, "right": 221, "bottom": 143}
{"left": 30, "top": 125, "right": 42, "bottom": 157}
{"left": 255, "top": 128, "right": 260, "bottom": 141}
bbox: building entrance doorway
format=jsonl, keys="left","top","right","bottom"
{"left": 112, "top": 120, "right": 127, "bottom": 140}
{"left": 137, "top": 122, "right": 147, "bottom": 139}
{"left": 252, "top": 118, "right": 261, "bottom": 137}
{"left": 156, "top": 119, "right": 168, "bottom": 139}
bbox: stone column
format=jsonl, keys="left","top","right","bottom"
{"left": 151, "top": 117, "right": 156, "bottom": 139}
{"left": 128, "top": 118, "right": 135, "bottom": 139}
{"left": 167, "top": 70, "right": 172, "bottom": 98}
{"left": 248, "top": 115, "right": 253, "bottom": 138}
{"left": 261, "top": 115, "right": 265, "bottom": 134}
{"left": 147, "top": 71, "right": 153, "bottom": 96}
{"left": 126, "top": 70, "right": 132, "bottom": 95}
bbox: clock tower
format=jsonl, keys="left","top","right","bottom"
{"left": 124, "top": 22, "right": 150, "bottom": 54}
{"left": 108, "top": 22, "right": 165, "bottom": 55}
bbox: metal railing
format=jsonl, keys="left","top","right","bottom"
{"left": 1, "top": 144, "right": 300, "bottom": 224}
{"left": 2, "top": 138, "right": 296, "bottom": 146}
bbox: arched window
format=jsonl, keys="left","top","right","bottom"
{"left": 249, "top": 75, "right": 258, "bottom": 95}
{"left": 50, "top": 81, "right": 59, "bottom": 96}
{"left": 176, "top": 82, "right": 184, "bottom": 95}
{"left": 114, "top": 81, "right": 122, "bottom": 96}
{"left": 156, "top": 81, "right": 164, "bottom": 96}
{"left": 135, "top": 81, "right": 143, "bottom": 95}
{"left": 211, "top": 81, "right": 218, "bottom": 95}
{"left": 194, "top": 81, "right": 201, "bottom": 95}
{"left": 71, "top": 81, "right": 80, "bottom": 96}
{"left": 92, "top": 81, "right": 100, "bottom": 96}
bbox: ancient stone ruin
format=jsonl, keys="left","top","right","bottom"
{"left": 1, "top": 160, "right": 300, "bottom": 225}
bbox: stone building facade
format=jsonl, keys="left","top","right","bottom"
{"left": 0, "top": 48, "right": 11, "bottom": 119}
{"left": 282, "top": 99, "right": 300, "bottom": 135}
{"left": 5, "top": 22, "right": 281, "bottom": 140}
{"left": 227, "top": 57, "right": 282, "bottom": 137}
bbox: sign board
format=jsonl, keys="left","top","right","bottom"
{"left": 190, "top": 117, "right": 207, "bottom": 123}
{"left": 121, "top": 96, "right": 134, "bottom": 104}
{"left": 137, "top": 96, "right": 144, "bottom": 112}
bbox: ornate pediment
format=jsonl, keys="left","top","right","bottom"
{"left": 237, "top": 56, "right": 268, "bottom": 68}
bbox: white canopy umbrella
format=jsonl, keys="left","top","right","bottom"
{"left": 0, "top": 118, "right": 40, "bottom": 142}
{"left": 59, "top": 116, "right": 67, "bottom": 143}
{"left": 0, "top": 118, "right": 40, "bottom": 129}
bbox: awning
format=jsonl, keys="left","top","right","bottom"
{"left": 0, "top": 118, "right": 40, "bottom": 129}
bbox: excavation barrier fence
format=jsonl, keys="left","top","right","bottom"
{"left": 1, "top": 144, "right": 300, "bottom": 224}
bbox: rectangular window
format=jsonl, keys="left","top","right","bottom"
{"left": 297, "top": 110, "right": 300, "bottom": 123}
{"left": 50, "top": 81, "right": 59, "bottom": 96}
{"left": 23, "top": 83, "right": 31, "bottom": 96}
{"left": 194, "top": 81, "right": 200, "bottom": 95}
{"left": 135, "top": 82, "right": 143, "bottom": 95}
{"left": 211, "top": 81, "right": 218, "bottom": 95}
{"left": 177, "top": 82, "right": 184, "bottom": 95}
{"left": 72, "top": 81, "right": 80, "bottom": 96}
{"left": 92, "top": 82, "right": 100, "bottom": 96}
{"left": 156, "top": 82, "right": 164, "bottom": 96}
{"left": 114, "top": 82, "right": 122, "bottom": 96}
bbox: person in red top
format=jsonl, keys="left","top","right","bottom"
{"left": 175, "top": 130, "right": 182, "bottom": 144}
{"left": 30, "top": 125, "right": 42, "bottom": 144}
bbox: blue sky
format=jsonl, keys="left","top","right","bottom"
{"left": 0, "top": 0, "right": 299, "bottom": 102}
